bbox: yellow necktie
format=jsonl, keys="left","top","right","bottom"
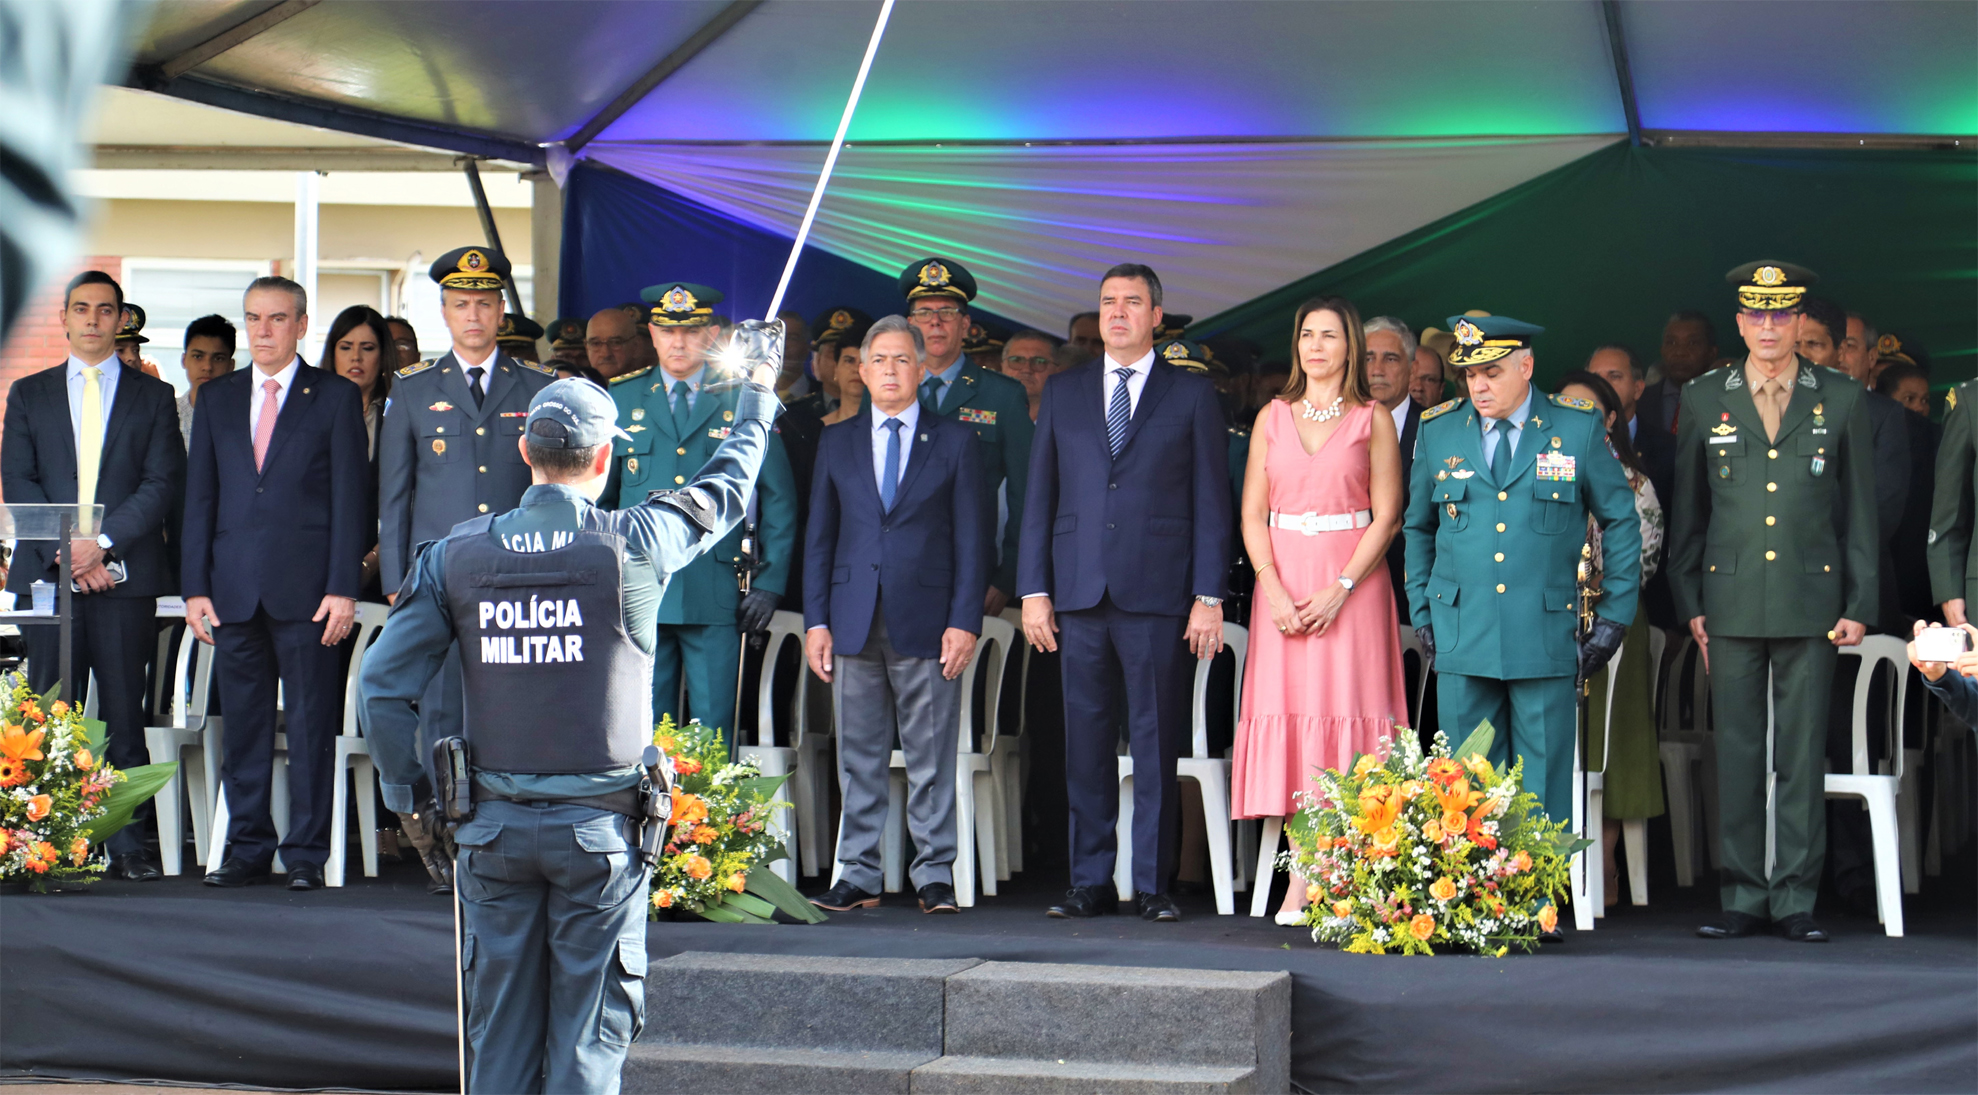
{"left": 77, "top": 366, "right": 102, "bottom": 536}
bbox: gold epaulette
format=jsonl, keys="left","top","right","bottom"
{"left": 1419, "top": 398, "right": 1464, "bottom": 422}
{"left": 1548, "top": 393, "right": 1597, "bottom": 413}
{"left": 395, "top": 357, "right": 438, "bottom": 379}
{"left": 517, "top": 359, "right": 557, "bottom": 376}
{"left": 608, "top": 365, "right": 653, "bottom": 385}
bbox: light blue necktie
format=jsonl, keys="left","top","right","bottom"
{"left": 670, "top": 380, "right": 691, "bottom": 433}
{"left": 880, "top": 417, "right": 903, "bottom": 511}
{"left": 1488, "top": 419, "right": 1513, "bottom": 475}
{"left": 919, "top": 375, "right": 943, "bottom": 414}
{"left": 1107, "top": 366, "right": 1133, "bottom": 456}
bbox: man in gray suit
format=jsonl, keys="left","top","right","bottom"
{"left": 375, "top": 246, "right": 554, "bottom": 889}
{"left": 803, "top": 316, "right": 988, "bottom": 914}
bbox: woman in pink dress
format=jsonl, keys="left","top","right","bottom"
{"left": 1232, "top": 296, "right": 1409, "bottom": 922}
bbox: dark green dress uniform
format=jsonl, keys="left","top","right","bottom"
{"left": 360, "top": 376, "right": 783, "bottom": 1094}
{"left": 1927, "top": 380, "right": 1978, "bottom": 610}
{"left": 899, "top": 258, "right": 1034, "bottom": 597}
{"left": 1403, "top": 317, "right": 1641, "bottom": 825}
{"left": 606, "top": 282, "right": 798, "bottom": 746}
{"left": 378, "top": 247, "right": 557, "bottom": 778}
{"left": 1668, "top": 262, "right": 1878, "bottom": 925}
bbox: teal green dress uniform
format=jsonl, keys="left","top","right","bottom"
{"left": 899, "top": 259, "right": 1034, "bottom": 596}
{"left": 1927, "top": 380, "right": 1978, "bottom": 610}
{"left": 360, "top": 376, "right": 783, "bottom": 1094}
{"left": 604, "top": 282, "right": 798, "bottom": 747}
{"left": 1403, "top": 318, "right": 1641, "bottom": 825}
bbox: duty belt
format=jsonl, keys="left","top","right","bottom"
{"left": 475, "top": 785, "right": 644, "bottom": 820}
{"left": 1268, "top": 508, "right": 1372, "bottom": 535}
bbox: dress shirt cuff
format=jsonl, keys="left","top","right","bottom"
{"left": 382, "top": 780, "right": 417, "bottom": 816}
{"left": 806, "top": 624, "right": 828, "bottom": 632}
{"left": 1020, "top": 592, "right": 1049, "bottom": 600}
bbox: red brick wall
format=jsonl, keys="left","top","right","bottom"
{"left": 0, "top": 255, "right": 121, "bottom": 424}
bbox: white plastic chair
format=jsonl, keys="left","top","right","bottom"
{"left": 1119, "top": 622, "right": 1247, "bottom": 915}
{"left": 737, "top": 611, "right": 815, "bottom": 884}
{"left": 326, "top": 603, "right": 391, "bottom": 886}
{"left": 1657, "top": 634, "right": 1719, "bottom": 886}
{"left": 1397, "top": 624, "right": 1433, "bottom": 729}
{"left": 1571, "top": 640, "right": 1632, "bottom": 931}
{"left": 992, "top": 605, "right": 1032, "bottom": 878}
{"left": 144, "top": 633, "right": 224, "bottom": 875}
{"left": 1809, "top": 636, "right": 1909, "bottom": 937}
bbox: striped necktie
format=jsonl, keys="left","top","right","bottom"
{"left": 1107, "top": 366, "right": 1133, "bottom": 456}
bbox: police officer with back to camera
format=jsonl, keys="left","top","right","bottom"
{"left": 605, "top": 281, "right": 797, "bottom": 751}
{"left": 1403, "top": 315, "right": 1640, "bottom": 939}
{"left": 359, "top": 330, "right": 786, "bottom": 1094}
{"left": 377, "top": 247, "right": 557, "bottom": 890}
{"left": 1670, "top": 262, "right": 1876, "bottom": 945}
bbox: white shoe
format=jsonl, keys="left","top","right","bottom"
{"left": 1274, "top": 909, "right": 1306, "bottom": 927}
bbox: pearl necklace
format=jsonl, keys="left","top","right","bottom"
{"left": 1299, "top": 395, "right": 1345, "bottom": 422}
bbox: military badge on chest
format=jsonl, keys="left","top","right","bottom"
{"left": 1535, "top": 452, "right": 1576, "bottom": 482}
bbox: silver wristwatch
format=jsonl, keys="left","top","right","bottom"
{"left": 1336, "top": 575, "right": 1355, "bottom": 592}
{"left": 1194, "top": 595, "right": 1222, "bottom": 607}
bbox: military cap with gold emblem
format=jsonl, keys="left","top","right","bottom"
{"left": 1725, "top": 260, "right": 1818, "bottom": 311}
{"left": 1445, "top": 313, "right": 1543, "bottom": 367}
{"left": 546, "top": 317, "right": 586, "bottom": 352}
{"left": 962, "top": 319, "right": 1007, "bottom": 357}
{"left": 116, "top": 303, "right": 149, "bottom": 344}
{"left": 1155, "top": 338, "right": 1226, "bottom": 378}
{"left": 496, "top": 313, "right": 545, "bottom": 348}
{"left": 1874, "top": 329, "right": 1930, "bottom": 371}
{"left": 810, "top": 305, "right": 873, "bottom": 349}
{"left": 1153, "top": 313, "right": 1194, "bottom": 342}
{"left": 641, "top": 281, "right": 721, "bottom": 328}
{"left": 898, "top": 257, "right": 977, "bottom": 303}
{"left": 429, "top": 245, "right": 510, "bottom": 291}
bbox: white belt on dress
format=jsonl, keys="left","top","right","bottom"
{"left": 1269, "top": 509, "right": 1372, "bottom": 535}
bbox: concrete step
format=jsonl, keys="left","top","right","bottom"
{"left": 623, "top": 1042, "right": 933, "bottom": 1094}
{"left": 912, "top": 1055, "right": 1260, "bottom": 1094}
{"left": 943, "top": 961, "right": 1290, "bottom": 1094}
{"left": 642, "top": 952, "right": 981, "bottom": 1054}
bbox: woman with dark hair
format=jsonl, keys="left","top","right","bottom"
{"left": 1232, "top": 296, "right": 1409, "bottom": 923}
{"left": 1555, "top": 368, "right": 1665, "bottom": 907}
{"left": 323, "top": 304, "right": 394, "bottom": 598}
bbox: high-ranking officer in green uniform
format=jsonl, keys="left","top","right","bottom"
{"left": 378, "top": 248, "right": 557, "bottom": 884}
{"left": 606, "top": 281, "right": 797, "bottom": 746}
{"left": 1927, "top": 378, "right": 1978, "bottom": 625}
{"left": 1671, "top": 262, "right": 1876, "bottom": 944}
{"left": 900, "top": 258, "right": 1034, "bottom": 613}
{"left": 1404, "top": 316, "right": 1640, "bottom": 847}
{"left": 360, "top": 349, "right": 786, "bottom": 1093}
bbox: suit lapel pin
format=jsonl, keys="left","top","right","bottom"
{"left": 920, "top": 434, "right": 928, "bottom": 442}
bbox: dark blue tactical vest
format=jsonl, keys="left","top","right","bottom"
{"left": 442, "top": 518, "right": 651, "bottom": 773}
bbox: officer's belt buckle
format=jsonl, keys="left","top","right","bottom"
{"left": 1268, "top": 509, "right": 1372, "bottom": 535}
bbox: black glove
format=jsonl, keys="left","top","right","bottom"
{"left": 1577, "top": 616, "right": 1628, "bottom": 682}
{"left": 737, "top": 589, "right": 780, "bottom": 634}
{"left": 395, "top": 808, "right": 454, "bottom": 896}
{"left": 1414, "top": 626, "right": 1436, "bottom": 670}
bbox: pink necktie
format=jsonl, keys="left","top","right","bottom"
{"left": 253, "top": 378, "right": 280, "bottom": 471}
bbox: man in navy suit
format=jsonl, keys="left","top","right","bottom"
{"left": 181, "top": 276, "right": 370, "bottom": 890}
{"left": 804, "top": 315, "right": 987, "bottom": 915}
{"left": 2, "top": 270, "right": 185, "bottom": 880}
{"left": 1019, "top": 264, "right": 1232, "bottom": 922}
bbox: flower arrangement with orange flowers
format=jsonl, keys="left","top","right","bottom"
{"left": 647, "top": 716, "right": 824, "bottom": 924}
{"left": 1287, "top": 720, "right": 1584, "bottom": 956}
{"left": 0, "top": 676, "right": 174, "bottom": 892}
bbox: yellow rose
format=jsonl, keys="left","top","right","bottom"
{"left": 1430, "top": 876, "right": 1458, "bottom": 902}
{"left": 1422, "top": 820, "right": 1444, "bottom": 843}
{"left": 1370, "top": 827, "right": 1401, "bottom": 857}
{"left": 725, "top": 872, "right": 747, "bottom": 893}
{"left": 1353, "top": 754, "right": 1381, "bottom": 778}
{"left": 1538, "top": 904, "right": 1559, "bottom": 933}
{"left": 1331, "top": 900, "right": 1354, "bottom": 919}
{"left": 1409, "top": 913, "right": 1436, "bottom": 941}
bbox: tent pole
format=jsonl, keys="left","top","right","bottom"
{"left": 763, "top": 0, "right": 897, "bottom": 321}
{"left": 462, "top": 159, "right": 527, "bottom": 317}
{"left": 1600, "top": 0, "right": 1643, "bottom": 147}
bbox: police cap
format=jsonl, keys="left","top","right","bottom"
{"left": 117, "top": 303, "right": 148, "bottom": 344}
{"left": 526, "top": 378, "right": 632, "bottom": 449}
{"left": 430, "top": 246, "right": 511, "bottom": 291}
{"left": 899, "top": 258, "right": 976, "bottom": 304}
{"left": 546, "top": 317, "right": 587, "bottom": 351}
{"left": 812, "top": 306, "right": 874, "bottom": 349}
{"left": 496, "top": 313, "right": 545, "bottom": 346}
{"left": 1446, "top": 314, "right": 1543, "bottom": 368}
{"left": 642, "top": 282, "right": 722, "bottom": 328}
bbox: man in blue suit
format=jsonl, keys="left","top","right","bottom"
{"left": 1019, "top": 263, "right": 1231, "bottom": 923}
{"left": 181, "top": 276, "right": 370, "bottom": 890}
{"left": 804, "top": 315, "right": 987, "bottom": 915}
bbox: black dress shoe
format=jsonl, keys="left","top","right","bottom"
{"left": 1135, "top": 891, "right": 1181, "bottom": 923}
{"left": 203, "top": 857, "right": 271, "bottom": 888}
{"left": 112, "top": 853, "right": 162, "bottom": 882}
{"left": 809, "top": 879, "right": 881, "bottom": 911}
{"left": 918, "top": 882, "right": 959, "bottom": 914}
{"left": 1539, "top": 930, "right": 1565, "bottom": 944}
{"left": 1047, "top": 885, "right": 1118, "bottom": 919}
{"left": 1696, "top": 910, "right": 1769, "bottom": 939}
{"left": 287, "top": 862, "right": 325, "bottom": 891}
{"left": 1775, "top": 913, "right": 1830, "bottom": 943}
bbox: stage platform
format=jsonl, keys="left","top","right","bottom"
{"left": 3, "top": 859, "right": 1973, "bottom": 1093}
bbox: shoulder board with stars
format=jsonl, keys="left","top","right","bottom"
{"left": 516, "top": 359, "right": 557, "bottom": 376}
{"left": 1419, "top": 397, "right": 1464, "bottom": 422}
{"left": 395, "top": 357, "right": 438, "bottom": 379}
{"left": 1948, "top": 387, "right": 1958, "bottom": 411}
{"left": 1548, "top": 393, "right": 1597, "bottom": 413}
{"left": 608, "top": 365, "right": 653, "bottom": 385}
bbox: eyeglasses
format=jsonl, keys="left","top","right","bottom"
{"left": 1003, "top": 355, "right": 1054, "bottom": 369}
{"left": 1739, "top": 308, "right": 1801, "bottom": 327}
{"left": 586, "top": 336, "right": 634, "bottom": 350}
{"left": 907, "top": 308, "right": 965, "bottom": 325}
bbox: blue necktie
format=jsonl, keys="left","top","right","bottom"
{"left": 1489, "top": 420, "right": 1513, "bottom": 475}
{"left": 920, "top": 375, "right": 943, "bottom": 413}
{"left": 1107, "top": 366, "right": 1133, "bottom": 456}
{"left": 670, "top": 380, "right": 692, "bottom": 433}
{"left": 880, "top": 417, "right": 903, "bottom": 511}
